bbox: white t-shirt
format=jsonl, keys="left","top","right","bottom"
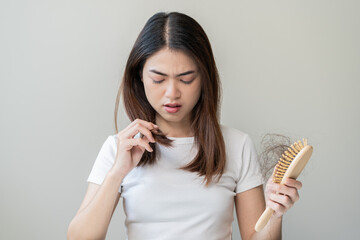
{"left": 87, "top": 125, "right": 264, "bottom": 240}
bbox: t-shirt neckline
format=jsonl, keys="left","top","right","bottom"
{"left": 166, "top": 136, "right": 195, "bottom": 144}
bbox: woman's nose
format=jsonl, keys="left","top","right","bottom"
{"left": 165, "top": 80, "right": 180, "bottom": 99}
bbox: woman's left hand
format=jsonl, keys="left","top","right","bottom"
{"left": 264, "top": 176, "right": 302, "bottom": 218}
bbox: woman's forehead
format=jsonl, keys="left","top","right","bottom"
{"left": 145, "top": 49, "right": 197, "bottom": 69}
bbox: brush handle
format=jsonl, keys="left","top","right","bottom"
{"left": 254, "top": 207, "right": 274, "bottom": 232}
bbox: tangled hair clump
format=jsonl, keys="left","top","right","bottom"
{"left": 258, "top": 133, "right": 293, "bottom": 182}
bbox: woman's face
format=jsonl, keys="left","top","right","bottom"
{"left": 142, "top": 48, "right": 202, "bottom": 129}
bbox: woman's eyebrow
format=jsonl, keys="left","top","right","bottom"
{"left": 149, "top": 69, "right": 196, "bottom": 77}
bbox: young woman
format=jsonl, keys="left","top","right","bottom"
{"left": 67, "top": 12, "right": 302, "bottom": 240}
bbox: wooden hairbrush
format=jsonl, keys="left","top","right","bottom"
{"left": 254, "top": 139, "right": 313, "bottom": 232}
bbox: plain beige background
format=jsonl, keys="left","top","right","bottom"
{"left": 1, "top": 0, "right": 359, "bottom": 239}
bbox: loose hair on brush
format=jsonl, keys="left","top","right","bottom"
{"left": 114, "top": 12, "right": 226, "bottom": 186}
{"left": 258, "top": 133, "right": 293, "bottom": 182}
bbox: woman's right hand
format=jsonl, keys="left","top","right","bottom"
{"left": 112, "top": 119, "right": 158, "bottom": 177}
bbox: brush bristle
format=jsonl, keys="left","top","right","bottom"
{"left": 272, "top": 139, "right": 308, "bottom": 183}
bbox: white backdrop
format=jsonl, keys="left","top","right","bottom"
{"left": 0, "top": 0, "right": 359, "bottom": 239}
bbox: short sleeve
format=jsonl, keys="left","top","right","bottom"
{"left": 235, "top": 135, "right": 264, "bottom": 193}
{"left": 87, "top": 135, "right": 122, "bottom": 193}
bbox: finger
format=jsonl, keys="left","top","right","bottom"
{"left": 130, "top": 118, "right": 158, "bottom": 130}
{"left": 267, "top": 199, "right": 286, "bottom": 216}
{"left": 119, "top": 119, "right": 158, "bottom": 136}
{"left": 122, "top": 138, "right": 153, "bottom": 152}
{"left": 283, "top": 178, "right": 302, "bottom": 190}
{"left": 265, "top": 181, "right": 279, "bottom": 194}
{"left": 267, "top": 180, "right": 299, "bottom": 192}
{"left": 277, "top": 185, "right": 300, "bottom": 203}
{"left": 124, "top": 123, "right": 156, "bottom": 142}
{"left": 269, "top": 193, "right": 293, "bottom": 209}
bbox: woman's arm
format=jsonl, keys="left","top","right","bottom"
{"left": 67, "top": 169, "right": 124, "bottom": 240}
{"left": 67, "top": 120, "right": 157, "bottom": 240}
{"left": 235, "top": 185, "right": 282, "bottom": 240}
{"left": 235, "top": 177, "right": 302, "bottom": 240}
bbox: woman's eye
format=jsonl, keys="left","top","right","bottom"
{"left": 181, "top": 79, "right": 194, "bottom": 84}
{"left": 151, "top": 79, "right": 194, "bottom": 84}
{"left": 152, "top": 79, "right": 164, "bottom": 84}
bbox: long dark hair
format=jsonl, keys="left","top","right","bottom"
{"left": 114, "top": 12, "right": 225, "bottom": 186}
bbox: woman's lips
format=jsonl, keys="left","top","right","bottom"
{"left": 164, "top": 105, "right": 181, "bottom": 113}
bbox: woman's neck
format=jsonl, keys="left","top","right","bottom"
{"left": 155, "top": 116, "right": 194, "bottom": 138}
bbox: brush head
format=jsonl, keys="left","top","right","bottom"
{"left": 273, "top": 138, "right": 313, "bottom": 184}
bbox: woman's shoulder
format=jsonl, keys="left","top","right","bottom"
{"left": 98, "top": 134, "right": 118, "bottom": 150}
{"left": 109, "top": 133, "right": 118, "bottom": 141}
{"left": 219, "top": 124, "right": 257, "bottom": 158}
{"left": 220, "top": 124, "right": 251, "bottom": 145}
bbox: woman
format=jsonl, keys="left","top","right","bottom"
{"left": 67, "top": 12, "right": 302, "bottom": 240}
